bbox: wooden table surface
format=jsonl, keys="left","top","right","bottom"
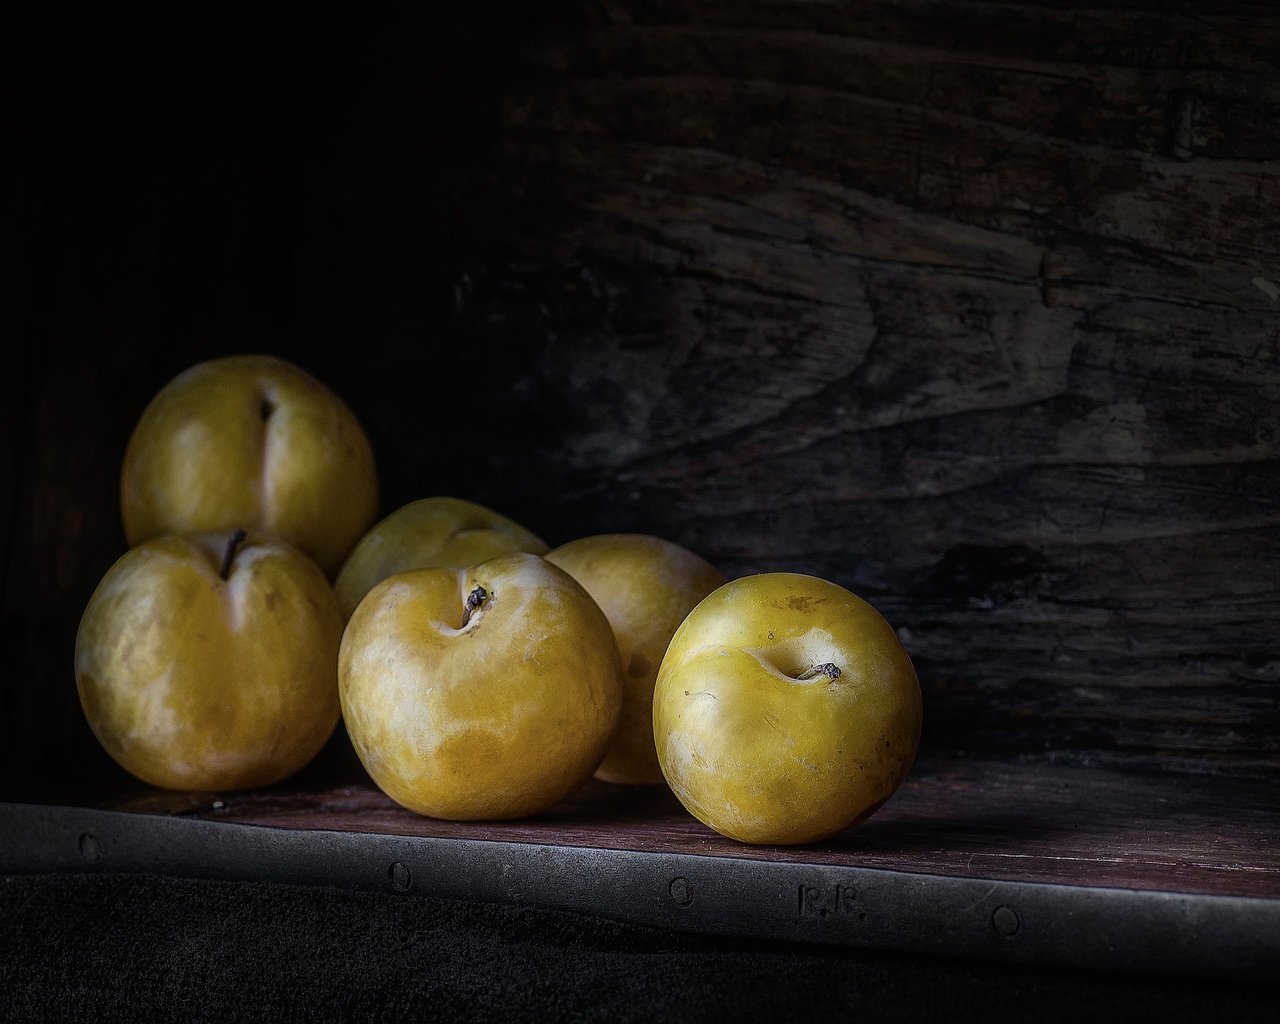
{"left": 101, "top": 753, "right": 1280, "bottom": 900}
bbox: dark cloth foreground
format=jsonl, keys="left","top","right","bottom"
{"left": 0, "top": 873, "right": 1271, "bottom": 1023}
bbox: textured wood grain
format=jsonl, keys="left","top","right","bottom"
{"left": 438, "top": 0, "right": 1280, "bottom": 775}
{"left": 4, "top": 2, "right": 1278, "bottom": 787}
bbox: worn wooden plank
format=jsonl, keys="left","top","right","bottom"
{"left": 437, "top": 0, "right": 1280, "bottom": 774}
{"left": 94, "top": 755, "right": 1280, "bottom": 900}
{"left": 5, "top": 2, "right": 1278, "bottom": 785}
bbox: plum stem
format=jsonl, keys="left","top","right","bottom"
{"left": 798, "top": 662, "right": 841, "bottom": 681}
{"left": 461, "top": 585, "right": 488, "bottom": 627}
{"left": 220, "top": 529, "right": 249, "bottom": 580}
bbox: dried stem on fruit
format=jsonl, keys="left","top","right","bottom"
{"left": 461, "top": 586, "right": 488, "bottom": 627}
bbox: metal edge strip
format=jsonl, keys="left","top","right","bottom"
{"left": 2, "top": 802, "right": 1276, "bottom": 981}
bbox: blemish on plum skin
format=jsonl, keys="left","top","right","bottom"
{"left": 774, "top": 595, "right": 829, "bottom": 613}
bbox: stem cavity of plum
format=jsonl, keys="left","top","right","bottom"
{"left": 797, "top": 662, "right": 842, "bottom": 681}
{"left": 220, "top": 529, "right": 249, "bottom": 581}
{"left": 460, "top": 585, "right": 488, "bottom": 628}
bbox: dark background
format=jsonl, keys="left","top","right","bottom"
{"left": 6, "top": 0, "right": 1278, "bottom": 790}
{"left": 3, "top": 2, "right": 1278, "bottom": 1018}
{"left": 5, "top": 3, "right": 548, "bottom": 788}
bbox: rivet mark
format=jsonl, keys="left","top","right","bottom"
{"left": 388, "top": 861, "right": 412, "bottom": 892}
{"left": 992, "top": 905, "right": 1020, "bottom": 937}
{"left": 669, "top": 877, "right": 693, "bottom": 906}
{"left": 78, "top": 832, "right": 101, "bottom": 863}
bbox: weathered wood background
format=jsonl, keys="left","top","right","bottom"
{"left": 4, "top": 1, "right": 1278, "bottom": 790}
